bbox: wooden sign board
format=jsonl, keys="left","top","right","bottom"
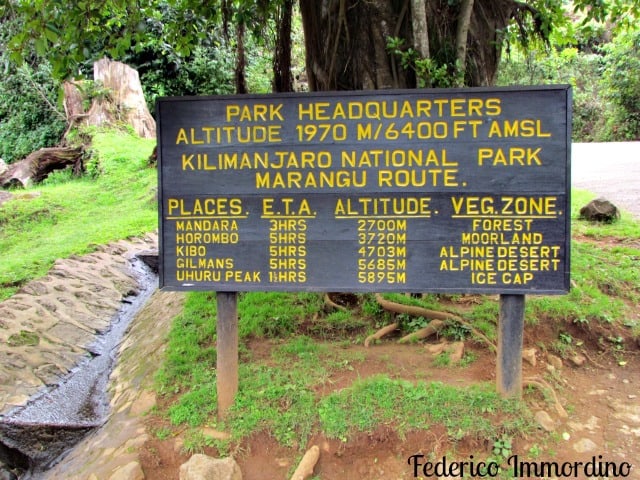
{"left": 157, "top": 86, "right": 571, "bottom": 294}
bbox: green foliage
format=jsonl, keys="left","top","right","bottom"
{"left": 441, "top": 320, "right": 472, "bottom": 341}
{"left": 7, "top": 330, "right": 40, "bottom": 347}
{"left": 0, "top": 59, "right": 66, "bottom": 163}
{"left": 6, "top": 0, "right": 161, "bottom": 78}
{"left": 168, "top": 385, "right": 218, "bottom": 427}
{"left": 492, "top": 434, "right": 513, "bottom": 459}
{"left": 157, "top": 293, "right": 217, "bottom": 393}
{"left": 0, "top": 129, "right": 157, "bottom": 300}
{"left": 600, "top": 29, "right": 640, "bottom": 140}
{"left": 134, "top": 43, "right": 235, "bottom": 107}
{"left": 497, "top": 47, "right": 608, "bottom": 141}
{"left": 432, "top": 351, "right": 451, "bottom": 367}
{"left": 4, "top": 0, "right": 286, "bottom": 99}
{"left": 498, "top": 4, "right": 640, "bottom": 142}
{"left": 386, "top": 37, "right": 462, "bottom": 88}
{"left": 403, "top": 315, "right": 430, "bottom": 332}
{"left": 228, "top": 363, "right": 317, "bottom": 446}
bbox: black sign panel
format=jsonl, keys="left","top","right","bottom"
{"left": 157, "top": 86, "right": 571, "bottom": 294}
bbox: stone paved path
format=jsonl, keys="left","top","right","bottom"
{"left": 0, "top": 234, "right": 157, "bottom": 417}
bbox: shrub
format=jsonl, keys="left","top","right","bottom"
{"left": 497, "top": 47, "right": 607, "bottom": 142}
{"left": 600, "top": 29, "right": 640, "bottom": 140}
{"left": 0, "top": 61, "right": 66, "bottom": 164}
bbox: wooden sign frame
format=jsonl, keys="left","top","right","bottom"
{"left": 157, "top": 86, "right": 571, "bottom": 295}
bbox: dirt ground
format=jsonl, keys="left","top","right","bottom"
{"left": 137, "top": 317, "right": 640, "bottom": 480}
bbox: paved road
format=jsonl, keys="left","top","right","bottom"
{"left": 572, "top": 142, "right": 640, "bottom": 219}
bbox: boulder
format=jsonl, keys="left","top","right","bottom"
{"left": 522, "top": 347, "right": 537, "bottom": 366}
{"left": 179, "top": 455, "right": 242, "bottom": 480}
{"left": 534, "top": 410, "right": 556, "bottom": 432}
{"left": 579, "top": 197, "right": 620, "bottom": 223}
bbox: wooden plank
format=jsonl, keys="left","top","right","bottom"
{"left": 497, "top": 294, "right": 525, "bottom": 397}
{"left": 216, "top": 292, "right": 238, "bottom": 420}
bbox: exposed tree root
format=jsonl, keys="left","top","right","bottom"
{"left": 524, "top": 376, "right": 568, "bottom": 418}
{"left": 374, "top": 293, "right": 458, "bottom": 321}
{"left": 290, "top": 445, "right": 320, "bottom": 480}
{"left": 398, "top": 320, "right": 444, "bottom": 344}
{"left": 373, "top": 293, "right": 497, "bottom": 352}
{"left": 579, "top": 347, "right": 609, "bottom": 369}
{"left": 364, "top": 322, "right": 399, "bottom": 347}
{"left": 324, "top": 293, "right": 348, "bottom": 312}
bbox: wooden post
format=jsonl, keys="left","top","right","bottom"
{"left": 216, "top": 292, "right": 238, "bottom": 420}
{"left": 497, "top": 294, "right": 525, "bottom": 398}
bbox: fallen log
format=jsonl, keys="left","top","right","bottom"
{"left": 0, "top": 146, "right": 84, "bottom": 188}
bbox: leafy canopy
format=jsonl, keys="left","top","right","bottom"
{"left": 2, "top": 0, "right": 286, "bottom": 80}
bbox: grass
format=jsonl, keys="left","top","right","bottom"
{"left": 0, "top": 128, "right": 157, "bottom": 299}
{"left": 152, "top": 290, "right": 533, "bottom": 452}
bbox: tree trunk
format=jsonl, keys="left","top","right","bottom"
{"left": 299, "top": 0, "right": 410, "bottom": 91}
{"left": 299, "top": 0, "right": 522, "bottom": 90}
{"left": 235, "top": 22, "right": 248, "bottom": 94}
{"left": 455, "top": 0, "right": 475, "bottom": 86}
{"left": 272, "top": 0, "right": 294, "bottom": 93}
{"left": 411, "top": 0, "right": 430, "bottom": 59}
{"left": 87, "top": 58, "right": 156, "bottom": 138}
{"left": 0, "top": 147, "right": 84, "bottom": 188}
{"left": 62, "top": 81, "right": 86, "bottom": 125}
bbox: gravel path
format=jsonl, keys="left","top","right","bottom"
{"left": 572, "top": 142, "right": 640, "bottom": 219}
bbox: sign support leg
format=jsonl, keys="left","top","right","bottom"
{"left": 497, "top": 294, "right": 525, "bottom": 398}
{"left": 216, "top": 291, "right": 238, "bottom": 421}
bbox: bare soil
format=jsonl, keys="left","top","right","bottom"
{"left": 138, "top": 319, "right": 640, "bottom": 480}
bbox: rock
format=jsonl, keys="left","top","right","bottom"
{"left": 448, "top": 341, "right": 465, "bottom": 363}
{"left": 579, "top": 197, "right": 620, "bottom": 223}
{"left": 572, "top": 438, "right": 597, "bottom": 453}
{"left": 179, "top": 455, "right": 242, "bottom": 480}
{"left": 522, "top": 348, "right": 537, "bottom": 366}
{"left": 0, "top": 463, "right": 18, "bottom": 480}
{"left": 426, "top": 342, "right": 447, "bottom": 355}
{"left": 569, "top": 353, "right": 586, "bottom": 367}
{"left": 534, "top": 410, "right": 556, "bottom": 432}
{"left": 109, "top": 461, "right": 145, "bottom": 480}
{"left": 0, "top": 236, "right": 158, "bottom": 417}
{"left": 546, "top": 353, "right": 563, "bottom": 370}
